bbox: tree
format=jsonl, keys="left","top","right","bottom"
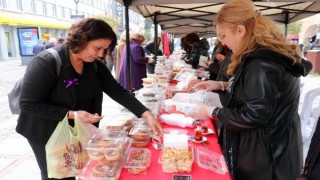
{"left": 144, "top": 19, "right": 153, "bottom": 41}
{"left": 278, "top": 21, "right": 302, "bottom": 35}
{"left": 94, "top": 15, "right": 120, "bottom": 33}
{"left": 287, "top": 22, "right": 302, "bottom": 35}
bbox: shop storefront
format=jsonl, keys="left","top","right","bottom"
{"left": 0, "top": 11, "right": 71, "bottom": 64}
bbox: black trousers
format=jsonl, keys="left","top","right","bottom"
{"left": 28, "top": 140, "right": 76, "bottom": 180}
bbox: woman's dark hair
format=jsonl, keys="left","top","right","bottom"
{"left": 180, "top": 37, "right": 190, "bottom": 50}
{"left": 67, "top": 18, "right": 117, "bottom": 55}
{"left": 184, "top": 32, "right": 200, "bottom": 45}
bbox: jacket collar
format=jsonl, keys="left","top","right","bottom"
{"left": 245, "top": 48, "right": 312, "bottom": 77}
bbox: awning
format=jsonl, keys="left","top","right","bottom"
{"left": 0, "top": 11, "right": 71, "bottom": 29}
{"left": 116, "top": 0, "right": 320, "bottom": 37}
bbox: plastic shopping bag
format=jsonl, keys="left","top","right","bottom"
{"left": 45, "top": 114, "right": 97, "bottom": 179}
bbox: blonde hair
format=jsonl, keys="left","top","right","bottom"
{"left": 130, "top": 33, "right": 146, "bottom": 45}
{"left": 119, "top": 31, "right": 126, "bottom": 42}
{"left": 216, "top": 0, "right": 300, "bottom": 76}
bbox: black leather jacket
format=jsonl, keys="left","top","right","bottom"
{"left": 185, "top": 38, "right": 210, "bottom": 69}
{"left": 217, "top": 48, "right": 312, "bottom": 180}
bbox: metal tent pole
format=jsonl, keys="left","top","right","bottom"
{"left": 154, "top": 12, "right": 159, "bottom": 63}
{"left": 123, "top": 0, "right": 132, "bottom": 92}
{"left": 284, "top": 10, "right": 289, "bottom": 36}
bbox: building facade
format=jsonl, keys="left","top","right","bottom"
{"left": 0, "top": 0, "right": 143, "bottom": 64}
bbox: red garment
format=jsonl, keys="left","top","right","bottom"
{"left": 162, "top": 32, "right": 170, "bottom": 57}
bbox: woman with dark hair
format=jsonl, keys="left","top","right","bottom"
{"left": 180, "top": 37, "right": 192, "bottom": 60}
{"left": 16, "top": 18, "right": 163, "bottom": 180}
{"left": 184, "top": 32, "right": 210, "bottom": 69}
{"left": 144, "top": 37, "right": 163, "bottom": 74}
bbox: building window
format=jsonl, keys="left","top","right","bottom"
{"left": 57, "top": 6, "right": 65, "bottom": 19}
{"left": 23, "top": 0, "right": 34, "bottom": 13}
{"left": 65, "top": 8, "right": 72, "bottom": 19}
{"left": 46, "top": 3, "right": 56, "bottom": 17}
{"left": 4, "top": 0, "right": 21, "bottom": 11}
{"left": 34, "top": 0, "right": 45, "bottom": 15}
{"left": 0, "top": 0, "right": 3, "bottom": 8}
{"left": 81, "top": 0, "right": 89, "bottom": 4}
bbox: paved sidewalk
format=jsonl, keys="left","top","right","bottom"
{"left": 0, "top": 59, "right": 319, "bottom": 179}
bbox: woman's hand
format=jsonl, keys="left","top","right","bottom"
{"left": 191, "top": 80, "right": 226, "bottom": 91}
{"left": 147, "top": 57, "right": 154, "bottom": 64}
{"left": 215, "top": 54, "right": 225, "bottom": 61}
{"left": 205, "top": 61, "right": 213, "bottom": 67}
{"left": 142, "top": 111, "right": 163, "bottom": 136}
{"left": 187, "top": 79, "right": 203, "bottom": 90}
{"left": 186, "top": 103, "right": 216, "bottom": 120}
{"left": 69, "top": 110, "right": 103, "bottom": 124}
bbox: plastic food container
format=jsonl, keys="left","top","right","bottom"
{"left": 80, "top": 137, "right": 132, "bottom": 180}
{"left": 86, "top": 130, "right": 127, "bottom": 162}
{"left": 125, "top": 148, "right": 151, "bottom": 175}
{"left": 196, "top": 147, "right": 228, "bottom": 175}
{"left": 104, "top": 120, "right": 127, "bottom": 131}
{"left": 135, "top": 119, "right": 149, "bottom": 127}
{"left": 129, "top": 127, "right": 151, "bottom": 141}
{"left": 159, "top": 145, "right": 194, "bottom": 173}
{"left": 142, "top": 78, "right": 154, "bottom": 84}
{"left": 78, "top": 160, "right": 122, "bottom": 180}
{"left": 131, "top": 137, "right": 150, "bottom": 148}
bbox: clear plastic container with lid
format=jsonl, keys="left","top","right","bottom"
{"left": 80, "top": 137, "right": 132, "bottom": 180}
{"left": 196, "top": 147, "right": 228, "bottom": 175}
{"left": 125, "top": 148, "right": 151, "bottom": 174}
{"left": 129, "top": 126, "right": 151, "bottom": 141}
{"left": 159, "top": 145, "right": 194, "bottom": 173}
{"left": 131, "top": 137, "right": 150, "bottom": 148}
{"left": 86, "top": 130, "right": 128, "bottom": 162}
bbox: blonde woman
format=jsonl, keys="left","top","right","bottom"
{"left": 115, "top": 31, "right": 126, "bottom": 81}
{"left": 119, "top": 33, "right": 153, "bottom": 90}
{"left": 189, "top": 0, "right": 312, "bottom": 179}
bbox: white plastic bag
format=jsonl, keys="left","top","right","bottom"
{"left": 45, "top": 114, "right": 97, "bottom": 178}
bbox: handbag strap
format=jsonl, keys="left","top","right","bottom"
{"left": 46, "top": 48, "right": 62, "bottom": 76}
{"left": 300, "top": 142, "right": 320, "bottom": 176}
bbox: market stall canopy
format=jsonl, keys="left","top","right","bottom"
{"left": 116, "top": 0, "right": 320, "bottom": 37}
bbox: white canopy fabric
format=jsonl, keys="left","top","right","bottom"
{"left": 117, "top": 0, "right": 320, "bottom": 37}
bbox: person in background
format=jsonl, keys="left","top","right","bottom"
{"left": 119, "top": 33, "right": 153, "bottom": 91}
{"left": 144, "top": 37, "right": 163, "bottom": 74}
{"left": 45, "top": 37, "right": 57, "bottom": 49}
{"left": 188, "top": 0, "right": 312, "bottom": 179}
{"left": 115, "top": 31, "right": 126, "bottom": 81}
{"left": 33, "top": 39, "right": 46, "bottom": 55}
{"left": 184, "top": 32, "right": 210, "bottom": 69}
{"left": 56, "top": 38, "right": 65, "bottom": 46}
{"left": 302, "top": 41, "right": 311, "bottom": 59}
{"left": 103, "top": 48, "right": 116, "bottom": 73}
{"left": 206, "top": 40, "right": 232, "bottom": 80}
{"left": 169, "top": 38, "right": 175, "bottom": 54}
{"left": 16, "top": 18, "right": 163, "bottom": 180}
{"left": 180, "top": 37, "right": 192, "bottom": 60}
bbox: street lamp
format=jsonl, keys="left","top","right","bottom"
{"left": 74, "top": 0, "right": 79, "bottom": 15}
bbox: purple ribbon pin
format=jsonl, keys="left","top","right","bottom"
{"left": 64, "top": 78, "right": 79, "bottom": 88}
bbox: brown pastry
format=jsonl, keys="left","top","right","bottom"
{"left": 132, "top": 129, "right": 149, "bottom": 141}
{"left": 98, "top": 140, "right": 114, "bottom": 148}
{"left": 104, "top": 149, "right": 120, "bottom": 161}
{"left": 88, "top": 151, "right": 105, "bottom": 161}
{"left": 92, "top": 164, "right": 112, "bottom": 177}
